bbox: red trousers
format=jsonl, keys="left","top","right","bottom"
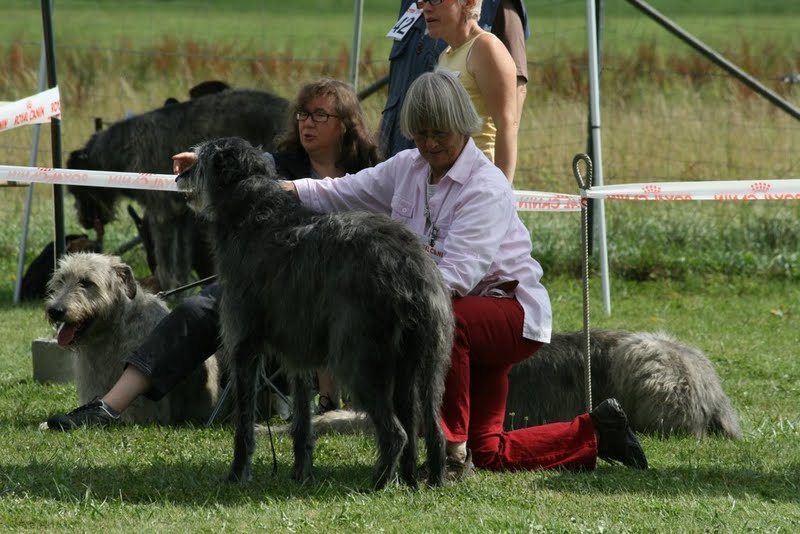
{"left": 441, "top": 296, "right": 598, "bottom": 471}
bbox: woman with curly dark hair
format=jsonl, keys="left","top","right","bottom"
{"left": 273, "top": 78, "right": 381, "bottom": 179}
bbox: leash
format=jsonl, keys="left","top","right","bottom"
{"left": 156, "top": 274, "right": 218, "bottom": 299}
{"left": 161, "top": 274, "right": 285, "bottom": 474}
{"left": 573, "top": 154, "right": 594, "bottom": 414}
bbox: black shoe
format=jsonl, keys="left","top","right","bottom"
{"left": 40, "top": 397, "right": 121, "bottom": 431}
{"left": 590, "top": 398, "right": 648, "bottom": 469}
{"left": 317, "top": 394, "right": 339, "bottom": 415}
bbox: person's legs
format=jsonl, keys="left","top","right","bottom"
{"left": 440, "top": 296, "right": 540, "bottom": 443}
{"left": 126, "top": 283, "right": 221, "bottom": 401}
{"left": 316, "top": 368, "right": 340, "bottom": 414}
{"left": 102, "top": 365, "right": 151, "bottom": 413}
{"left": 442, "top": 296, "right": 598, "bottom": 472}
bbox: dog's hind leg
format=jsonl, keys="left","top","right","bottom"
{"left": 348, "top": 351, "right": 407, "bottom": 489}
{"left": 289, "top": 373, "right": 315, "bottom": 483}
{"left": 365, "top": 404, "right": 407, "bottom": 490}
{"left": 228, "top": 343, "right": 260, "bottom": 483}
{"left": 392, "top": 356, "right": 419, "bottom": 489}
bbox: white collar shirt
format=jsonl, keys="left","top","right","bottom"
{"left": 293, "top": 138, "right": 551, "bottom": 343}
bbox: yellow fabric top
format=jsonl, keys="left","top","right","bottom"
{"left": 438, "top": 33, "right": 496, "bottom": 162}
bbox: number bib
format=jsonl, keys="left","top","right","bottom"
{"left": 386, "top": 5, "right": 422, "bottom": 41}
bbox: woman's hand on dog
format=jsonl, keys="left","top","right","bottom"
{"left": 172, "top": 152, "right": 197, "bottom": 174}
{"left": 279, "top": 181, "right": 298, "bottom": 196}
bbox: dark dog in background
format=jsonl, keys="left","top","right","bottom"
{"left": 177, "top": 137, "right": 453, "bottom": 490}
{"left": 504, "top": 330, "right": 742, "bottom": 438}
{"left": 20, "top": 234, "right": 101, "bottom": 302}
{"left": 67, "top": 87, "right": 289, "bottom": 293}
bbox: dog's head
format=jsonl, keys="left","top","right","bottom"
{"left": 45, "top": 252, "right": 138, "bottom": 347}
{"left": 176, "top": 136, "right": 272, "bottom": 217}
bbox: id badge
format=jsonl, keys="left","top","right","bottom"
{"left": 418, "top": 233, "right": 444, "bottom": 264}
{"left": 386, "top": 5, "right": 422, "bottom": 41}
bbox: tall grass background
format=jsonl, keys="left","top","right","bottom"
{"left": 0, "top": 1, "right": 798, "bottom": 531}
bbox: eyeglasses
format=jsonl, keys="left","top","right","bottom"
{"left": 416, "top": 0, "right": 445, "bottom": 7}
{"left": 296, "top": 110, "right": 339, "bottom": 123}
{"left": 412, "top": 130, "right": 451, "bottom": 143}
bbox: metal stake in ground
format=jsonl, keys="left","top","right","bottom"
{"left": 573, "top": 153, "right": 593, "bottom": 414}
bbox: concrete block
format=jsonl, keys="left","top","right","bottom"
{"left": 31, "top": 337, "right": 75, "bottom": 384}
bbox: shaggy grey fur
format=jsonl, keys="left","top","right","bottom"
{"left": 289, "top": 329, "right": 741, "bottom": 440}
{"left": 44, "top": 252, "right": 220, "bottom": 425}
{"left": 504, "top": 330, "right": 742, "bottom": 438}
{"left": 67, "top": 89, "right": 288, "bottom": 292}
{"left": 177, "top": 137, "right": 453, "bottom": 490}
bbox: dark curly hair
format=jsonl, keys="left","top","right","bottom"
{"left": 274, "top": 78, "right": 381, "bottom": 173}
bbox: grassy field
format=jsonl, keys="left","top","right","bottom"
{"left": 1, "top": 275, "right": 798, "bottom": 532}
{"left": 1, "top": 1, "right": 799, "bottom": 531}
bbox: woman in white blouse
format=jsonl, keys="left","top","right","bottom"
{"left": 283, "top": 70, "right": 647, "bottom": 478}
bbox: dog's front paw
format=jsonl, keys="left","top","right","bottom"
{"left": 227, "top": 461, "right": 253, "bottom": 483}
{"left": 292, "top": 462, "right": 315, "bottom": 484}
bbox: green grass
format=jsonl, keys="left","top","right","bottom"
{"left": 1, "top": 276, "right": 798, "bottom": 532}
{"left": 1, "top": 1, "right": 799, "bottom": 530}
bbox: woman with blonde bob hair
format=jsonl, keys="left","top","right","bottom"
{"left": 284, "top": 70, "right": 647, "bottom": 478}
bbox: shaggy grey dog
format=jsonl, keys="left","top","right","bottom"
{"left": 177, "top": 137, "right": 452, "bottom": 489}
{"left": 67, "top": 88, "right": 289, "bottom": 293}
{"left": 291, "top": 329, "right": 741, "bottom": 440}
{"left": 43, "top": 252, "right": 220, "bottom": 425}
{"left": 505, "top": 330, "right": 742, "bottom": 438}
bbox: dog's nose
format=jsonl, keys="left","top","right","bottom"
{"left": 47, "top": 306, "right": 66, "bottom": 322}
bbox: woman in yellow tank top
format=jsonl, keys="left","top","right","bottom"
{"left": 419, "top": 0, "right": 521, "bottom": 183}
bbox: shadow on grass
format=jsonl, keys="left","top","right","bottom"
{"left": 537, "top": 464, "right": 800, "bottom": 503}
{"left": 2, "top": 457, "right": 381, "bottom": 504}
{"left": 3, "top": 459, "right": 798, "bottom": 505}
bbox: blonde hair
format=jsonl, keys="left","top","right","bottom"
{"left": 459, "top": 0, "right": 482, "bottom": 20}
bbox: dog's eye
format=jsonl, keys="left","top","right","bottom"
{"left": 78, "top": 278, "right": 95, "bottom": 289}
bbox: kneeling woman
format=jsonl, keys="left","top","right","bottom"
{"left": 282, "top": 70, "right": 647, "bottom": 475}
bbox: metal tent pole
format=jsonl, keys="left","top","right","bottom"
{"left": 585, "top": 0, "right": 611, "bottom": 316}
{"left": 13, "top": 14, "right": 50, "bottom": 304}
{"left": 41, "top": 0, "right": 66, "bottom": 264}
{"left": 349, "top": 0, "right": 364, "bottom": 90}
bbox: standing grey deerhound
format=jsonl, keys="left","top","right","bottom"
{"left": 43, "top": 252, "right": 219, "bottom": 425}
{"left": 177, "top": 137, "right": 453, "bottom": 489}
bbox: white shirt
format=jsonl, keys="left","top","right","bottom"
{"left": 294, "top": 138, "right": 551, "bottom": 343}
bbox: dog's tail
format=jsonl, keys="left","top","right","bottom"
{"left": 612, "top": 331, "right": 743, "bottom": 440}
{"left": 708, "top": 393, "right": 743, "bottom": 440}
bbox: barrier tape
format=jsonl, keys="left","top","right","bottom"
{"left": 0, "top": 165, "right": 583, "bottom": 212}
{"left": 583, "top": 179, "right": 800, "bottom": 201}
{"left": 2, "top": 164, "right": 798, "bottom": 207}
{"left": 0, "top": 87, "right": 61, "bottom": 133}
{"left": 0, "top": 165, "right": 179, "bottom": 192}
{"left": 513, "top": 191, "right": 582, "bottom": 212}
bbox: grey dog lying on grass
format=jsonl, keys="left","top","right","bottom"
{"left": 176, "top": 136, "right": 453, "bottom": 490}
{"left": 42, "top": 253, "right": 220, "bottom": 426}
{"left": 272, "top": 329, "right": 742, "bottom": 440}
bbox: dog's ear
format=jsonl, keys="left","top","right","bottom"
{"left": 114, "top": 262, "right": 138, "bottom": 299}
{"left": 215, "top": 147, "right": 242, "bottom": 186}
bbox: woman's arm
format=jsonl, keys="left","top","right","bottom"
{"left": 469, "top": 33, "right": 520, "bottom": 183}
